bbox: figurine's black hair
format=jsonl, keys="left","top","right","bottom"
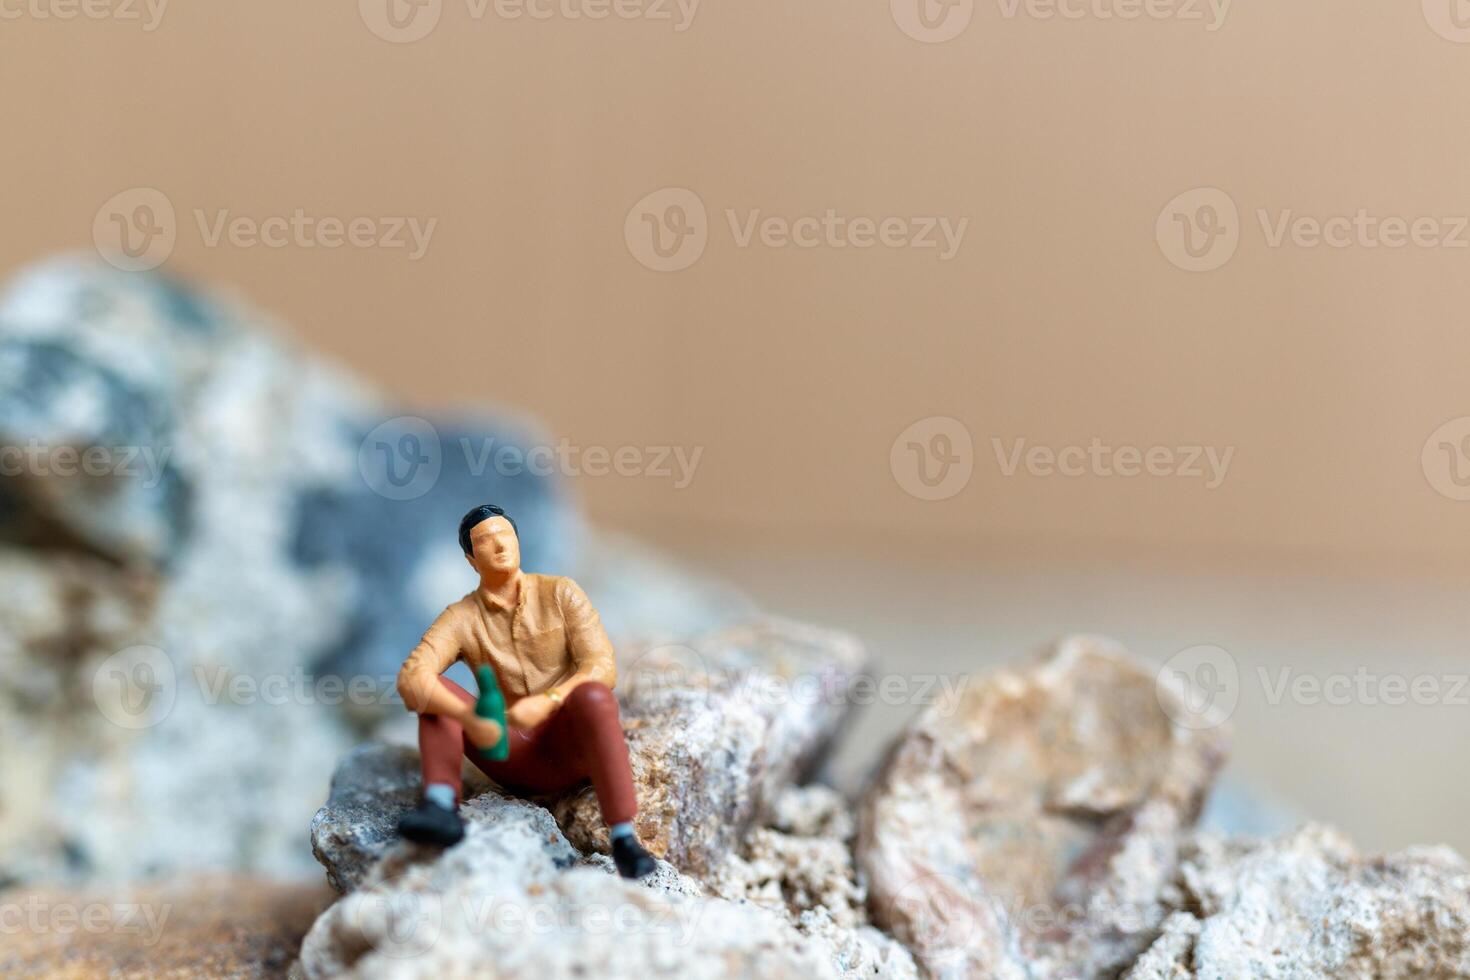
{"left": 458, "top": 504, "right": 518, "bottom": 556}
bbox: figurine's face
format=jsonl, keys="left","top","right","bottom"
{"left": 466, "top": 516, "right": 521, "bottom": 576}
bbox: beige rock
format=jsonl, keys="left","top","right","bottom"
{"left": 1125, "top": 825, "right": 1470, "bottom": 979}
{"left": 299, "top": 780, "right": 918, "bottom": 980}
{"left": 857, "top": 635, "right": 1230, "bottom": 979}
{"left": 709, "top": 787, "right": 865, "bottom": 929}
{"left": 553, "top": 619, "right": 868, "bottom": 879}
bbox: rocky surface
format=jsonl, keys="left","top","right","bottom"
{"left": 0, "top": 258, "right": 746, "bottom": 884}
{"left": 551, "top": 619, "right": 867, "bottom": 877}
{"left": 310, "top": 743, "right": 499, "bottom": 894}
{"left": 301, "top": 771, "right": 917, "bottom": 980}
{"left": 857, "top": 635, "right": 1232, "bottom": 979}
{"left": 7, "top": 258, "right": 1467, "bottom": 977}
{"left": 0, "top": 549, "right": 153, "bottom": 880}
{"left": 304, "top": 617, "right": 917, "bottom": 979}
{"left": 1125, "top": 825, "right": 1470, "bottom": 979}
{"left": 312, "top": 619, "right": 866, "bottom": 890}
{"left": 297, "top": 629, "right": 1470, "bottom": 980}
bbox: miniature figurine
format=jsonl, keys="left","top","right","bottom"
{"left": 395, "top": 504, "right": 657, "bottom": 879}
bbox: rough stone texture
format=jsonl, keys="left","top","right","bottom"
{"left": 702, "top": 785, "right": 918, "bottom": 977}
{"left": 710, "top": 786, "right": 864, "bottom": 927}
{"left": 0, "top": 258, "right": 746, "bottom": 884}
{"left": 857, "top": 635, "right": 1231, "bottom": 980}
{"left": 1125, "top": 825, "right": 1470, "bottom": 979}
{"left": 310, "top": 743, "right": 446, "bottom": 894}
{"left": 300, "top": 769, "right": 917, "bottom": 980}
{"left": 312, "top": 617, "right": 866, "bottom": 893}
{"left": 310, "top": 742, "right": 531, "bottom": 895}
{"left": 0, "top": 876, "right": 333, "bottom": 979}
{"left": 0, "top": 549, "right": 153, "bottom": 882}
{"left": 550, "top": 618, "right": 868, "bottom": 879}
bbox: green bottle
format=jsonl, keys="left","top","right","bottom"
{"left": 474, "top": 665, "right": 509, "bottom": 761}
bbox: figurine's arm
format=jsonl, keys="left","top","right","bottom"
{"left": 397, "top": 611, "right": 503, "bottom": 746}
{"left": 398, "top": 610, "right": 469, "bottom": 716}
{"left": 557, "top": 576, "right": 617, "bottom": 692}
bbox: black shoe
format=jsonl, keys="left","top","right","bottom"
{"left": 398, "top": 798, "right": 464, "bottom": 847}
{"left": 611, "top": 834, "right": 656, "bottom": 879}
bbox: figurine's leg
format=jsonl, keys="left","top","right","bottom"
{"left": 418, "top": 677, "right": 476, "bottom": 802}
{"left": 546, "top": 682, "right": 655, "bottom": 878}
{"left": 547, "top": 682, "right": 637, "bottom": 826}
{"left": 461, "top": 682, "right": 653, "bottom": 878}
{"left": 398, "top": 676, "right": 477, "bottom": 846}
{"left": 461, "top": 682, "right": 633, "bottom": 821}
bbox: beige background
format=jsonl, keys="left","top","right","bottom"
{"left": 2, "top": 1, "right": 1469, "bottom": 850}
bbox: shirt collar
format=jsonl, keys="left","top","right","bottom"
{"left": 475, "top": 573, "right": 525, "bottom": 613}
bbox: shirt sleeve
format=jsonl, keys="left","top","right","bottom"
{"left": 558, "top": 577, "right": 617, "bottom": 688}
{"left": 396, "top": 604, "right": 464, "bottom": 712}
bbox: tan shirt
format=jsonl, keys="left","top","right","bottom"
{"left": 399, "top": 573, "right": 616, "bottom": 704}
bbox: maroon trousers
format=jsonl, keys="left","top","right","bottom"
{"left": 419, "top": 677, "right": 637, "bottom": 826}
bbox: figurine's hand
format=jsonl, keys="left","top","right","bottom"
{"left": 462, "top": 713, "right": 503, "bottom": 750}
{"left": 506, "top": 695, "right": 557, "bottom": 730}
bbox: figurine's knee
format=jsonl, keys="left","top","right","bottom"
{"left": 566, "top": 680, "right": 614, "bottom": 711}
{"left": 565, "top": 681, "right": 619, "bottom": 728}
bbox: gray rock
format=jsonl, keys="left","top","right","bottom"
{"left": 0, "top": 257, "right": 575, "bottom": 680}
{"left": 0, "top": 258, "right": 743, "bottom": 883}
{"left": 310, "top": 742, "right": 582, "bottom": 894}
{"left": 0, "top": 549, "right": 152, "bottom": 882}
{"left": 857, "top": 635, "right": 1231, "bottom": 980}
{"left": 300, "top": 747, "right": 917, "bottom": 980}
{"left": 311, "top": 743, "right": 448, "bottom": 894}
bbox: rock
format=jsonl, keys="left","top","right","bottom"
{"left": 310, "top": 742, "right": 581, "bottom": 894}
{"left": 298, "top": 775, "right": 918, "bottom": 980}
{"left": 1124, "top": 825, "right": 1470, "bottom": 979}
{"left": 0, "top": 875, "right": 333, "bottom": 979}
{"left": 305, "top": 637, "right": 915, "bottom": 980}
{"left": 0, "top": 258, "right": 745, "bottom": 884}
{"left": 313, "top": 618, "right": 866, "bottom": 891}
{"left": 857, "top": 635, "right": 1231, "bottom": 979}
{"left": 709, "top": 787, "right": 864, "bottom": 928}
{"left": 0, "top": 256, "right": 575, "bottom": 679}
{"left": 1122, "top": 911, "right": 1199, "bottom": 979}
{"left": 310, "top": 743, "right": 444, "bottom": 894}
{"left": 551, "top": 618, "right": 869, "bottom": 878}
{"left": 0, "top": 548, "right": 156, "bottom": 882}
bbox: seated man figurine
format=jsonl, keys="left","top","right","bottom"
{"left": 395, "top": 503, "right": 656, "bottom": 879}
